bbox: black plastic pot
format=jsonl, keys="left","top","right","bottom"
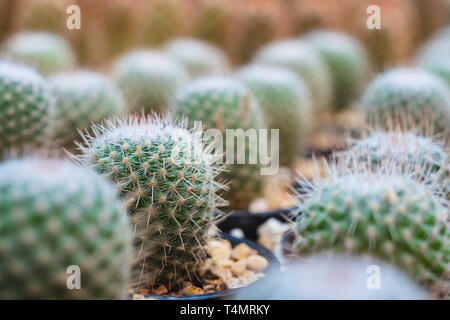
{"left": 140, "top": 232, "right": 280, "bottom": 300}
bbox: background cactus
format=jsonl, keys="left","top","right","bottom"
{"left": 48, "top": 70, "right": 126, "bottom": 147}
{"left": 76, "top": 114, "right": 226, "bottom": 291}
{"left": 236, "top": 64, "right": 312, "bottom": 167}
{"left": 254, "top": 40, "right": 332, "bottom": 115}
{"left": 0, "top": 61, "right": 53, "bottom": 151}
{"left": 194, "top": 1, "right": 228, "bottom": 51}
{"left": 294, "top": 161, "right": 449, "bottom": 290}
{"left": 2, "top": 32, "right": 75, "bottom": 76}
{"left": 174, "top": 77, "right": 265, "bottom": 210}
{"left": 164, "top": 38, "right": 229, "bottom": 79}
{"left": 141, "top": 0, "right": 179, "bottom": 47}
{"left": 0, "top": 157, "right": 132, "bottom": 299}
{"left": 113, "top": 50, "right": 189, "bottom": 113}
{"left": 360, "top": 68, "right": 450, "bottom": 133}
{"left": 303, "top": 30, "right": 369, "bottom": 111}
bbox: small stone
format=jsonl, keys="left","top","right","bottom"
{"left": 231, "top": 260, "right": 247, "bottom": 276}
{"left": 203, "top": 284, "right": 215, "bottom": 291}
{"left": 216, "top": 259, "right": 233, "bottom": 267}
{"left": 138, "top": 289, "right": 149, "bottom": 294}
{"left": 211, "top": 265, "right": 232, "bottom": 279}
{"left": 153, "top": 284, "right": 168, "bottom": 295}
{"left": 183, "top": 286, "right": 205, "bottom": 296}
{"left": 246, "top": 255, "right": 269, "bottom": 272}
{"left": 207, "top": 239, "right": 231, "bottom": 263}
{"left": 133, "top": 294, "right": 145, "bottom": 300}
{"left": 231, "top": 243, "right": 252, "bottom": 260}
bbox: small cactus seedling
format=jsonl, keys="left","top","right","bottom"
{"left": 360, "top": 68, "right": 450, "bottom": 133}
{"left": 174, "top": 77, "right": 265, "bottom": 210}
{"left": 3, "top": 32, "right": 75, "bottom": 76}
{"left": 113, "top": 50, "right": 189, "bottom": 113}
{"left": 303, "top": 30, "right": 370, "bottom": 110}
{"left": 75, "top": 114, "right": 226, "bottom": 291}
{"left": 236, "top": 64, "right": 312, "bottom": 167}
{"left": 48, "top": 70, "right": 126, "bottom": 147}
{"left": 254, "top": 40, "right": 332, "bottom": 114}
{"left": 164, "top": 38, "right": 229, "bottom": 78}
{"left": 0, "top": 157, "right": 132, "bottom": 299}
{"left": 237, "top": 254, "right": 428, "bottom": 299}
{"left": 293, "top": 159, "right": 449, "bottom": 290}
{"left": 0, "top": 61, "right": 53, "bottom": 151}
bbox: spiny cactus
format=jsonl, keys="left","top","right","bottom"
{"left": 236, "top": 64, "right": 312, "bottom": 167}
{"left": 360, "top": 68, "right": 450, "bottom": 133}
{"left": 303, "top": 30, "right": 369, "bottom": 110}
{"left": 75, "top": 114, "right": 226, "bottom": 291}
{"left": 237, "top": 254, "right": 428, "bottom": 299}
{"left": 164, "top": 38, "right": 229, "bottom": 78}
{"left": 113, "top": 50, "right": 189, "bottom": 113}
{"left": 0, "top": 157, "right": 132, "bottom": 299}
{"left": 293, "top": 160, "right": 449, "bottom": 290}
{"left": 254, "top": 40, "right": 332, "bottom": 115}
{"left": 174, "top": 77, "right": 266, "bottom": 210}
{"left": 3, "top": 32, "right": 75, "bottom": 76}
{"left": 141, "top": 0, "right": 179, "bottom": 46}
{"left": 0, "top": 61, "right": 53, "bottom": 151}
{"left": 48, "top": 70, "right": 126, "bottom": 147}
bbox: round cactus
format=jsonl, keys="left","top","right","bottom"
{"left": 194, "top": 2, "right": 228, "bottom": 49}
{"left": 236, "top": 64, "right": 312, "bottom": 167}
{"left": 141, "top": 0, "right": 179, "bottom": 46}
{"left": 294, "top": 162, "right": 449, "bottom": 289}
{"left": 2, "top": 32, "right": 75, "bottom": 76}
{"left": 75, "top": 114, "right": 226, "bottom": 291}
{"left": 238, "top": 254, "right": 428, "bottom": 299}
{"left": 164, "top": 38, "right": 229, "bottom": 78}
{"left": 303, "top": 30, "right": 369, "bottom": 110}
{"left": 360, "top": 68, "right": 450, "bottom": 133}
{"left": 113, "top": 50, "right": 189, "bottom": 113}
{"left": 254, "top": 40, "right": 332, "bottom": 114}
{"left": 0, "top": 157, "right": 132, "bottom": 299}
{"left": 174, "top": 77, "right": 266, "bottom": 210}
{"left": 0, "top": 61, "right": 53, "bottom": 150}
{"left": 48, "top": 70, "right": 126, "bottom": 146}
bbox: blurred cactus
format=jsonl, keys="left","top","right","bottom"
{"left": 194, "top": 1, "right": 228, "bottom": 49}
{"left": 0, "top": 157, "right": 132, "bottom": 299}
{"left": 141, "top": 0, "right": 179, "bottom": 46}
{"left": 19, "top": 0, "right": 66, "bottom": 33}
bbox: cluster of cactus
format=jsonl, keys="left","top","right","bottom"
{"left": 303, "top": 30, "right": 369, "bottom": 110}
{"left": 236, "top": 64, "right": 312, "bottom": 167}
{"left": 174, "top": 77, "right": 265, "bottom": 210}
{"left": 0, "top": 61, "right": 53, "bottom": 151}
{"left": 75, "top": 114, "right": 226, "bottom": 290}
{"left": 113, "top": 50, "right": 189, "bottom": 113}
{"left": 164, "top": 38, "right": 229, "bottom": 79}
{"left": 48, "top": 70, "right": 126, "bottom": 147}
{"left": 293, "top": 158, "right": 449, "bottom": 289}
{"left": 254, "top": 40, "right": 332, "bottom": 114}
{"left": 0, "top": 157, "right": 132, "bottom": 299}
{"left": 2, "top": 32, "right": 75, "bottom": 76}
{"left": 360, "top": 68, "right": 450, "bottom": 133}
{"left": 238, "top": 254, "right": 428, "bottom": 299}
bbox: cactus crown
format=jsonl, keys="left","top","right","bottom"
{"left": 75, "top": 113, "right": 227, "bottom": 291}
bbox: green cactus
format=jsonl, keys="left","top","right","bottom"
{"left": 254, "top": 40, "right": 332, "bottom": 114}
{"left": 236, "top": 64, "right": 312, "bottom": 167}
{"left": 141, "top": 0, "right": 179, "bottom": 46}
{"left": 164, "top": 38, "right": 229, "bottom": 79}
{"left": 194, "top": 2, "right": 228, "bottom": 49}
{"left": 0, "top": 61, "right": 53, "bottom": 150}
{"left": 48, "top": 70, "right": 126, "bottom": 147}
{"left": 21, "top": 0, "right": 66, "bottom": 33}
{"left": 0, "top": 157, "right": 132, "bottom": 299}
{"left": 360, "top": 68, "right": 450, "bottom": 133}
{"left": 174, "top": 77, "right": 265, "bottom": 210}
{"left": 294, "top": 162, "right": 449, "bottom": 289}
{"left": 3, "top": 32, "right": 75, "bottom": 76}
{"left": 75, "top": 114, "right": 226, "bottom": 291}
{"left": 113, "top": 50, "right": 189, "bottom": 113}
{"left": 303, "top": 30, "right": 369, "bottom": 110}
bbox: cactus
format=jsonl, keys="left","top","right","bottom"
{"left": 237, "top": 254, "right": 428, "bottom": 299}
{"left": 254, "top": 40, "right": 332, "bottom": 114}
{"left": 0, "top": 61, "right": 53, "bottom": 150}
{"left": 360, "top": 68, "right": 450, "bottom": 133}
{"left": 141, "top": 0, "right": 179, "bottom": 46}
{"left": 47, "top": 70, "right": 126, "bottom": 147}
{"left": 164, "top": 38, "right": 229, "bottom": 79}
{"left": 174, "top": 77, "right": 265, "bottom": 210}
{"left": 0, "top": 157, "right": 132, "bottom": 299}
{"left": 236, "top": 64, "right": 312, "bottom": 167}
{"left": 3, "top": 32, "right": 75, "bottom": 76}
{"left": 75, "top": 114, "right": 226, "bottom": 291}
{"left": 293, "top": 159, "right": 449, "bottom": 290}
{"left": 20, "top": 0, "right": 66, "bottom": 33}
{"left": 194, "top": 1, "right": 228, "bottom": 50}
{"left": 303, "top": 30, "right": 369, "bottom": 110}
{"left": 113, "top": 50, "right": 189, "bottom": 113}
